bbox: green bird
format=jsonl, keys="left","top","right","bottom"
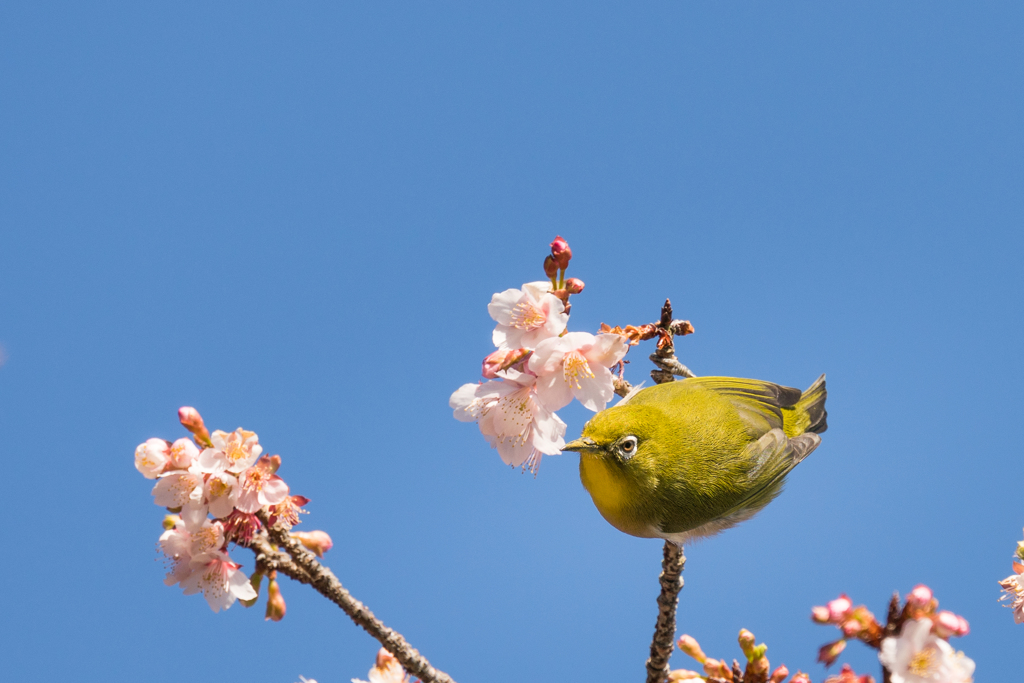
{"left": 562, "top": 375, "right": 827, "bottom": 544}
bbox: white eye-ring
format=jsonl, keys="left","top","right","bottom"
{"left": 616, "top": 435, "right": 638, "bottom": 459}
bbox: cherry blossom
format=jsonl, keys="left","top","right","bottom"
{"left": 135, "top": 438, "right": 169, "bottom": 479}
{"left": 878, "top": 619, "right": 975, "bottom": 683}
{"left": 152, "top": 470, "right": 204, "bottom": 509}
{"left": 450, "top": 372, "right": 566, "bottom": 472}
{"left": 528, "top": 332, "right": 628, "bottom": 411}
{"left": 168, "top": 437, "right": 199, "bottom": 469}
{"left": 352, "top": 648, "right": 408, "bottom": 683}
{"left": 236, "top": 456, "right": 290, "bottom": 513}
{"left": 196, "top": 428, "right": 263, "bottom": 474}
{"left": 488, "top": 281, "right": 568, "bottom": 350}
{"left": 181, "top": 551, "right": 258, "bottom": 612}
{"left": 203, "top": 472, "right": 241, "bottom": 519}
{"left": 159, "top": 524, "right": 194, "bottom": 586}
{"left": 999, "top": 571, "right": 1024, "bottom": 624}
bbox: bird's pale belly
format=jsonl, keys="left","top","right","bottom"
{"left": 579, "top": 453, "right": 660, "bottom": 539}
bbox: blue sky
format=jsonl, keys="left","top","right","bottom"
{"left": 1, "top": 2, "right": 1021, "bottom": 681}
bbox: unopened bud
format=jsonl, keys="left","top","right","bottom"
{"left": 769, "top": 665, "right": 789, "bottom": 683}
{"left": 178, "top": 406, "right": 212, "bottom": 447}
{"left": 812, "top": 606, "right": 831, "bottom": 623}
{"left": 550, "top": 235, "right": 572, "bottom": 270}
{"left": 677, "top": 634, "right": 706, "bottom": 663}
{"left": 168, "top": 438, "right": 198, "bottom": 469}
{"left": 162, "top": 514, "right": 181, "bottom": 530}
{"left": 292, "top": 530, "right": 334, "bottom": 557}
{"left": 481, "top": 348, "right": 531, "bottom": 379}
{"left": 564, "top": 277, "right": 584, "bottom": 294}
{"left": 827, "top": 594, "right": 853, "bottom": 621}
{"left": 842, "top": 619, "right": 862, "bottom": 637}
{"left": 543, "top": 254, "right": 558, "bottom": 280}
{"left": 737, "top": 629, "right": 756, "bottom": 659}
{"left": 933, "top": 610, "right": 969, "bottom": 638}
{"left": 265, "top": 575, "right": 286, "bottom": 621}
{"left": 790, "top": 673, "right": 812, "bottom": 683}
{"left": 667, "top": 669, "right": 703, "bottom": 681}
{"left": 702, "top": 659, "right": 731, "bottom": 679}
{"left": 906, "top": 584, "right": 933, "bottom": 607}
{"left": 817, "top": 639, "right": 846, "bottom": 667}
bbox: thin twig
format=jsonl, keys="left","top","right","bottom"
{"left": 645, "top": 542, "right": 686, "bottom": 683}
{"left": 643, "top": 298, "right": 695, "bottom": 683}
{"left": 256, "top": 514, "right": 457, "bottom": 683}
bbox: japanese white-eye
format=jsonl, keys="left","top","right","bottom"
{"left": 562, "top": 375, "right": 827, "bottom": 544}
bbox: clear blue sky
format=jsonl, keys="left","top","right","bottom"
{"left": 2, "top": 2, "right": 1021, "bottom": 681}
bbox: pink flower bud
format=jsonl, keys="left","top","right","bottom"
{"left": 265, "top": 574, "right": 286, "bottom": 621}
{"left": 543, "top": 254, "right": 558, "bottom": 279}
{"left": 178, "top": 406, "right": 212, "bottom": 446}
{"left": 933, "top": 610, "right": 969, "bottom": 638}
{"left": 812, "top": 606, "right": 831, "bottom": 623}
{"left": 291, "top": 530, "right": 334, "bottom": 557}
{"left": 842, "top": 619, "right": 862, "bottom": 637}
{"left": 769, "top": 665, "right": 789, "bottom": 683}
{"left": 907, "top": 584, "right": 933, "bottom": 607}
{"left": 564, "top": 277, "right": 584, "bottom": 294}
{"left": 790, "top": 673, "right": 812, "bottom": 683}
{"left": 667, "top": 670, "right": 703, "bottom": 681}
{"left": 550, "top": 235, "right": 572, "bottom": 270}
{"left": 481, "top": 348, "right": 531, "bottom": 379}
{"left": 168, "top": 438, "right": 198, "bottom": 469}
{"left": 827, "top": 594, "right": 853, "bottom": 622}
{"left": 817, "top": 639, "right": 846, "bottom": 667}
{"left": 677, "top": 634, "right": 706, "bottom": 663}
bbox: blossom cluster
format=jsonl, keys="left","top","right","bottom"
{"left": 352, "top": 648, "right": 418, "bottom": 683}
{"left": 450, "top": 236, "right": 630, "bottom": 472}
{"left": 671, "top": 629, "right": 819, "bottom": 683}
{"left": 997, "top": 527, "right": 1024, "bottom": 623}
{"left": 134, "top": 406, "right": 330, "bottom": 614}
{"left": 813, "top": 585, "right": 973, "bottom": 683}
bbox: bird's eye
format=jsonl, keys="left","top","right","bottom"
{"left": 617, "top": 436, "right": 638, "bottom": 459}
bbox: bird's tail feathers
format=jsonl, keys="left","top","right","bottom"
{"left": 783, "top": 374, "right": 828, "bottom": 437}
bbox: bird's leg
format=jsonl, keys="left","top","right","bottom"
{"left": 644, "top": 541, "right": 686, "bottom": 683}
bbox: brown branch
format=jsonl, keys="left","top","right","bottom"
{"left": 256, "top": 514, "right": 457, "bottom": 683}
{"left": 645, "top": 542, "right": 686, "bottom": 683}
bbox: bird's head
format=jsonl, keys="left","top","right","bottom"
{"left": 562, "top": 403, "right": 653, "bottom": 464}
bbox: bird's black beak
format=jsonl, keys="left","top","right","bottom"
{"left": 562, "top": 437, "right": 600, "bottom": 453}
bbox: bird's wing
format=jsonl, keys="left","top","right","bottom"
{"left": 684, "top": 377, "right": 803, "bottom": 436}
{"left": 717, "top": 428, "right": 820, "bottom": 524}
